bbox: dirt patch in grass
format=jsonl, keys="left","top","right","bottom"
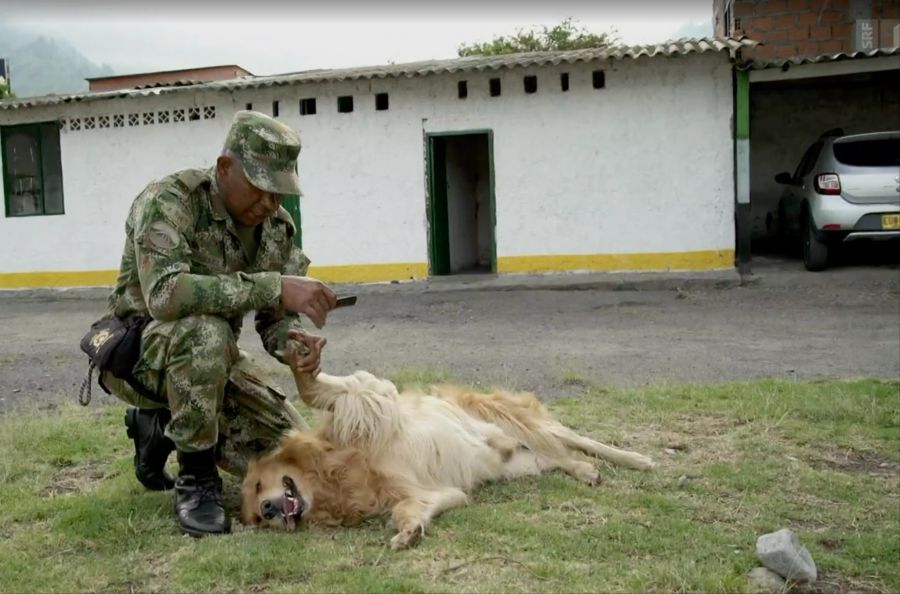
{"left": 817, "top": 449, "right": 900, "bottom": 476}
{"left": 800, "top": 571, "right": 893, "bottom": 594}
{"left": 40, "top": 460, "right": 110, "bottom": 497}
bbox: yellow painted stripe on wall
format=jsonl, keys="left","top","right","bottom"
{"left": 307, "top": 262, "right": 429, "bottom": 284}
{"left": 497, "top": 250, "right": 734, "bottom": 273}
{"left": 0, "top": 269, "right": 120, "bottom": 289}
{"left": 0, "top": 251, "right": 733, "bottom": 289}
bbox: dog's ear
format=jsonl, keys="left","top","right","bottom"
{"left": 279, "top": 431, "right": 323, "bottom": 471}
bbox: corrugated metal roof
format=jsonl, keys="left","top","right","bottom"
{"left": 133, "top": 79, "right": 209, "bottom": 90}
{"left": 0, "top": 37, "right": 756, "bottom": 111}
{"left": 744, "top": 46, "right": 900, "bottom": 69}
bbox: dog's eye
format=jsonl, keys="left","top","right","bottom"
{"left": 255, "top": 481, "right": 261, "bottom": 494}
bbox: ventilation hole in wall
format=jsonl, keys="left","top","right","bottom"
{"left": 337, "top": 95, "right": 354, "bottom": 113}
{"left": 143, "top": 112, "right": 155, "bottom": 125}
{"left": 375, "top": 93, "right": 389, "bottom": 111}
{"left": 70, "top": 118, "right": 81, "bottom": 131}
{"left": 158, "top": 111, "right": 170, "bottom": 124}
{"left": 172, "top": 109, "right": 185, "bottom": 123}
{"left": 489, "top": 78, "right": 501, "bottom": 97}
{"left": 245, "top": 102, "right": 253, "bottom": 111}
{"left": 98, "top": 115, "right": 110, "bottom": 128}
{"left": 272, "top": 101, "right": 279, "bottom": 117}
{"left": 523, "top": 75, "right": 538, "bottom": 94}
{"left": 128, "top": 113, "right": 140, "bottom": 126}
{"left": 84, "top": 116, "right": 96, "bottom": 130}
{"left": 592, "top": 70, "right": 605, "bottom": 89}
{"left": 300, "top": 97, "right": 317, "bottom": 116}
{"left": 203, "top": 106, "right": 216, "bottom": 119}
{"left": 560, "top": 72, "right": 570, "bottom": 92}
{"left": 113, "top": 114, "right": 125, "bottom": 128}
{"left": 188, "top": 107, "right": 201, "bottom": 121}
{"left": 458, "top": 80, "right": 468, "bottom": 99}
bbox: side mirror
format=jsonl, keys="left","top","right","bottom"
{"left": 774, "top": 172, "right": 793, "bottom": 185}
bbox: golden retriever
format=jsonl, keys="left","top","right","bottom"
{"left": 241, "top": 346, "right": 655, "bottom": 549}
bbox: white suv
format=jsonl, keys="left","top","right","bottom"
{"left": 775, "top": 130, "right": 900, "bottom": 271}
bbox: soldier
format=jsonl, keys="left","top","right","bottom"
{"left": 97, "top": 110, "right": 336, "bottom": 537}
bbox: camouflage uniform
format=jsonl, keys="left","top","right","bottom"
{"left": 102, "top": 111, "right": 310, "bottom": 476}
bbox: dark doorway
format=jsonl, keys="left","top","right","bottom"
{"left": 426, "top": 132, "right": 495, "bottom": 275}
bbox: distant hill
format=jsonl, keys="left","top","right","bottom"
{"left": 0, "top": 22, "right": 115, "bottom": 98}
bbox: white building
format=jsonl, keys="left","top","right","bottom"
{"left": 0, "top": 39, "right": 751, "bottom": 289}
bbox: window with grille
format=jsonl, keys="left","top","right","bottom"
{"left": 2, "top": 122, "right": 65, "bottom": 217}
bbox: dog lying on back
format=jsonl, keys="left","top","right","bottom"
{"left": 241, "top": 344, "right": 655, "bottom": 549}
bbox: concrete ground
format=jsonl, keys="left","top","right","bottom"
{"left": 0, "top": 251, "right": 897, "bottom": 413}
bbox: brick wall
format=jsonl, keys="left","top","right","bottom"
{"left": 725, "top": 0, "right": 900, "bottom": 59}
{"left": 88, "top": 65, "right": 252, "bottom": 92}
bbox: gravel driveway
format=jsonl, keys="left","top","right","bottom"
{"left": 1, "top": 255, "right": 897, "bottom": 413}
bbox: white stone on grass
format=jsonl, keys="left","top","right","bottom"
{"left": 747, "top": 567, "right": 787, "bottom": 593}
{"left": 756, "top": 528, "right": 818, "bottom": 582}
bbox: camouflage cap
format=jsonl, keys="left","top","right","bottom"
{"left": 223, "top": 110, "right": 302, "bottom": 196}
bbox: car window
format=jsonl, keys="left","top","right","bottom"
{"left": 793, "top": 142, "right": 823, "bottom": 180}
{"left": 833, "top": 138, "right": 900, "bottom": 167}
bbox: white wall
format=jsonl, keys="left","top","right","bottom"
{"left": 0, "top": 51, "right": 735, "bottom": 280}
{"left": 0, "top": 95, "right": 231, "bottom": 273}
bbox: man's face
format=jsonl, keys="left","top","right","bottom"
{"left": 217, "top": 154, "right": 282, "bottom": 227}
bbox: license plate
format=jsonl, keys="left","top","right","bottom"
{"left": 883, "top": 214, "right": 900, "bottom": 230}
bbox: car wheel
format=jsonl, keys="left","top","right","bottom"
{"left": 803, "top": 214, "right": 828, "bottom": 271}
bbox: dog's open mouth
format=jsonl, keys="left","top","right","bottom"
{"left": 281, "top": 476, "right": 306, "bottom": 530}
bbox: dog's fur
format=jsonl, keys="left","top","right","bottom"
{"left": 241, "top": 363, "right": 655, "bottom": 549}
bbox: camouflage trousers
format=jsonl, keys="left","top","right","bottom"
{"left": 102, "top": 314, "right": 307, "bottom": 477}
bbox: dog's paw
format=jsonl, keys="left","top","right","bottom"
{"left": 390, "top": 524, "right": 425, "bottom": 550}
{"left": 573, "top": 461, "right": 602, "bottom": 486}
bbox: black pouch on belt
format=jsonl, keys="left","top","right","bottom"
{"left": 78, "top": 315, "right": 160, "bottom": 405}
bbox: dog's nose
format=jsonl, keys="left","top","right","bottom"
{"left": 260, "top": 498, "right": 279, "bottom": 520}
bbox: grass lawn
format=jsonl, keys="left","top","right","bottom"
{"left": 0, "top": 376, "right": 897, "bottom": 593}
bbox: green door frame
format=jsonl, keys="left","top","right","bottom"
{"left": 425, "top": 130, "right": 497, "bottom": 276}
{"left": 281, "top": 194, "right": 303, "bottom": 249}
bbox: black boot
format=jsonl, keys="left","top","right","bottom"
{"left": 124, "top": 407, "right": 176, "bottom": 491}
{"left": 174, "top": 448, "right": 230, "bottom": 537}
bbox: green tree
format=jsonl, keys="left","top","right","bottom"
{"left": 458, "top": 18, "right": 618, "bottom": 57}
{"left": 0, "top": 79, "right": 14, "bottom": 100}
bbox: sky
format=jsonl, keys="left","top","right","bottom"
{"left": 4, "top": 1, "right": 713, "bottom": 76}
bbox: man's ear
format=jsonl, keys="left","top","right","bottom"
{"left": 216, "top": 153, "right": 232, "bottom": 177}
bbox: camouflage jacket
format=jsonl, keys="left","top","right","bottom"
{"left": 107, "top": 167, "right": 310, "bottom": 359}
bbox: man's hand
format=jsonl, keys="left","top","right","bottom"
{"left": 280, "top": 276, "right": 337, "bottom": 329}
{"left": 286, "top": 329, "right": 327, "bottom": 377}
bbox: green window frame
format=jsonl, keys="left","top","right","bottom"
{"left": 2, "top": 121, "right": 65, "bottom": 217}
